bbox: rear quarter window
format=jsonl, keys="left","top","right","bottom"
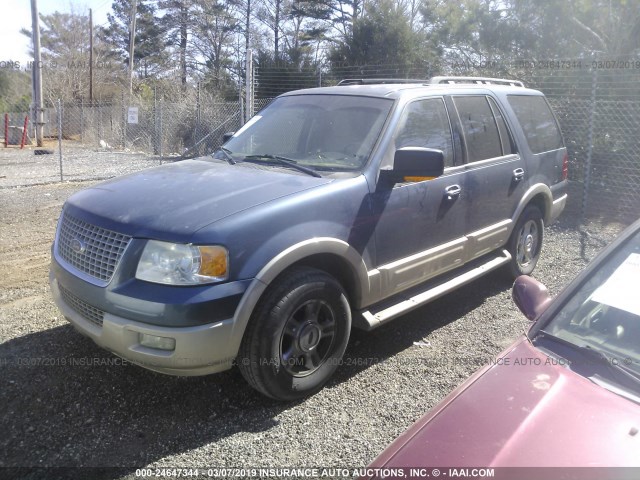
{"left": 508, "top": 95, "right": 563, "bottom": 154}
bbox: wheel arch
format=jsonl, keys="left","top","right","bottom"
{"left": 512, "top": 184, "right": 553, "bottom": 228}
{"left": 287, "top": 253, "right": 360, "bottom": 308}
{"left": 254, "top": 238, "right": 368, "bottom": 299}
{"left": 227, "top": 238, "right": 369, "bottom": 359}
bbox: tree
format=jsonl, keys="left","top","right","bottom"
{"left": 282, "top": 6, "right": 328, "bottom": 67}
{"left": 0, "top": 70, "right": 31, "bottom": 112}
{"left": 100, "top": 0, "right": 168, "bottom": 80}
{"left": 256, "top": 0, "right": 284, "bottom": 59}
{"left": 158, "top": 0, "right": 196, "bottom": 87}
{"left": 328, "top": 0, "right": 428, "bottom": 69}
{"left": 492, "top": 0, "right": 640, "bottom": 59}
{"left": 547, "top": 0, "right": 640, "bottom": 56}
{"left": 418, "top": 0, "right": 524, "bottom": 67}
{"left": 21, "top": 9, "right": 115, "bottom": 103}
{"left": 293, "top": 0, "right": 362, "bottom": 41}
{"left": 190, "top": 0, "right": 242, "bottom": 94}
{"left": 254, "top": 0, "right": 329, "bottom": 66}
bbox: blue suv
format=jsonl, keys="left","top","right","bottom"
{"left": 50, "top": 77, "right": 568, "bottom": 400}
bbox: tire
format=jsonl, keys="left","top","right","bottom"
{"left": 238, "top": 267, "right": 351, "bottom": 401}
{"left": 505, "top": 205, "right": 544, "bottom": 278}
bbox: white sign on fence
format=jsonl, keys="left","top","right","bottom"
{"left": 127, "top": 107, "right": 139, "bottom": 124}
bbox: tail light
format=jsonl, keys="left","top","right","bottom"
{"left": 562, "top": 152, "right": 568, "bottom": 181}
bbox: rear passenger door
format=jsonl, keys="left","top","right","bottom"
{"left": 450, "top": 95, "right": 525, "bottom": 260}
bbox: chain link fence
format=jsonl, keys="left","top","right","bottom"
{"left": 3, "top": 56, "right": 638, "bottom": 222}
{"left": 3, "top": 88, "right": 304, "bottom": 160}
{"left": 534, "top": 66, "right": 640, "bottom": 223}
{"left": 589, "top": 100, "right": 640, "bottom": 219}
{"left": 39, "top": 93, "right": 246, "bottom": 158}
{"left": 252, "top": 57, "right": 640, "bottom": 223}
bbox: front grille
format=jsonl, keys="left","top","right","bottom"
{"left": 57, "top": 211, "right": 131, "bottom": 284}
{"left": 59, "top": 285, "right": 104, "bottom": 327}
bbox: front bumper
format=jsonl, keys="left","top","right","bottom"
{"left": 50, "top": 272, "right": 242, "bottom": 376}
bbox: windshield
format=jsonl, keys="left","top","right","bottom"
{"left": 222, "top": 94, "right": 393, "bottom": 172}
{"left": 541, "top": 229, "right": 640, "bottom": 380}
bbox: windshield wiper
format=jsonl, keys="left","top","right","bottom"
{"left": 243, "top": 154, "right": 321, "bottom": 178}
{"left": 576, "top": 343, "right": 640, "bottom": 383}
{"left": 537, "top": 330, "right": 640, "bottom": 385}
{"left": 214, "top": 146, "right": 236, "bottom": 165}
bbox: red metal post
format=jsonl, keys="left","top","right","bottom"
{"left": 4, "top": 113, "right": 8, "bottom": 147}
{"left": 20, "top": 115, "right": 29, "bottom": 149}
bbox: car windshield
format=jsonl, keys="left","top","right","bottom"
{"left": 541, "top": 229, "right": 640, "bottom": 380}
{"left": 221, "top": 94, "right": 393, "bottom": 172}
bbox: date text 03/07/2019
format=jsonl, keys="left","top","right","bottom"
{"left": 133, "top": 467, "right": 496, "bottom": 478}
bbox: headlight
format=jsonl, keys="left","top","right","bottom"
{"left": 136, "top": 240, "right": 228, "bottom": 285}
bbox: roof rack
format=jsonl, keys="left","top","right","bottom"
{"left": 337, "top": 78, "right": 429, "bottom": 86}
{"left": 429, "top": 76, "right": 525, "bottom": 87}
{"left": 336, "top": 76, "right": 525, "bottom": 88}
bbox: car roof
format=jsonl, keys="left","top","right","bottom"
{"left": 279, "top": 83, "right": 544, "bottom": 100}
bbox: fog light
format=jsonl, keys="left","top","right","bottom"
{"left": 139, "top": 333, "right": 176, "bottom": 351}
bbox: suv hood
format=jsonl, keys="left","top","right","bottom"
{"left": 371, "top": 339, "right": 640, "bottom": 468}
{"left": 64, "top": 158, "right": 332, "bottom": 241}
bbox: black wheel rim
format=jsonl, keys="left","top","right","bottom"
{"left": 279, "top": 299, "right": 337, "bottom": 377}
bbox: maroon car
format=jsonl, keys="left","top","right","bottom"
{"left": 366, "top": 219, "right": 640, "bottom": 477}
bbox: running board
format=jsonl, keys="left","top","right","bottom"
{"left": 357, "top": 249, "right": 512, "bottom": 330}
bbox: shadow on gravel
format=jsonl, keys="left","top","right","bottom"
{"left": 552, "top": 217, "right": 622, "bottom": 264}
{"left": 333, "top": 269, "right": 513, "bottom": 384}
{"left": 0, "top": 270, "right": 512, "bottom": 478}
{"left": 0, "top": 324, "right": 289, "bottom": 477}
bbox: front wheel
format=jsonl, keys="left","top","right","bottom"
{"left": 238, "top": 267, "right": 351, "bottom": 401}
{"left": 505, "top": 205, "right": 544, "bottom": 278}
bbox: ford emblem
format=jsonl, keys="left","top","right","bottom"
{"left": 70, "top": 238, "right": 86, "bottom": 254}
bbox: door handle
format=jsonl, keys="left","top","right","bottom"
{"left": 444, "top": 184, "right": 461, "bottom": 200}
{"left": 513, "top": 168, "right": 525, "bottom": 182}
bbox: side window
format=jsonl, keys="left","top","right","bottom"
{"left": 487, "top": 97, "right": 515, "bottom": 155}
{"left": 508, "top": 95, "right": 563, "bottom": 154}
{"left": 453, "top": 96, "right": 502, "bottom": 162}
{"left": 395, "top": 98, "right": 454, "bottom": 167}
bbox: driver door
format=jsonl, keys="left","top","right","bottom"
{"left": 371, "top": 97, "right": 468, "bottom": 299}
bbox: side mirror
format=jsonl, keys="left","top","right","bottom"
{"left": 512, "top": 275, "right": 553, "bottom": 321}
{"left": 380, "top": 147, "right": 445, "bottom": 184}
{"left": 222, "top": 132, "right": 235, "bottom": 143}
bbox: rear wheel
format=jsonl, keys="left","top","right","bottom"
{"left": 238, "top": 267, "right": 351, "bottom": 401}
{"left": 506, "top": 205, "right": 544, "bottom": 278}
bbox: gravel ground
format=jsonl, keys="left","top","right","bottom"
{"left": 0, "top": 142, "right": 170, "bottom": 189}
{"left": 0, "top": 153, "right": 628, "bottom": 479}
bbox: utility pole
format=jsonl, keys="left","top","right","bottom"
{"left": 128, "top": 0, "right": 138, "bottom": 96}
{"left": 244, "top": 0, "right": 251, "bottom": 124}
{"left": 245, "top": 0, "right": 250, "bottom": 53}
{"left": 89, "top": 8, "right": 94, "bottom": 104}
{"left": 245, "top": 49, "right": 253, "bottom": 121}
{"left": 30, "top": 0, "right": 44, "bottom": 147}
{"left": 179, "top": 3, "right": 188, "bottom": 89}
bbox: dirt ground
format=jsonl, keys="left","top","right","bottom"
{"left": 0, "top": 145, "right": 629, "bottom": 478}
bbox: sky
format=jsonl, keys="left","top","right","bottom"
{"left": 1, "top": 0, "right": 112, "bottom": 67}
